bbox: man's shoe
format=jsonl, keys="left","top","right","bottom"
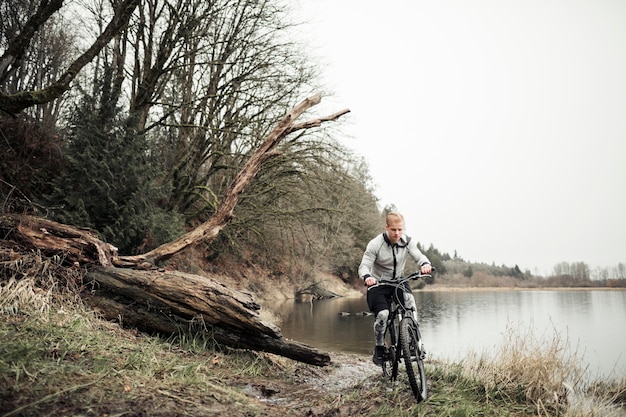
{"left": 372, "top": 345, "right": 385, "bottom": 366}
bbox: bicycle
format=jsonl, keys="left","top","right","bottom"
{"left": 377, "top": 271, "right": 430, "bottom": 402}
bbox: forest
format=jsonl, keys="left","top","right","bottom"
{"left": 1, "top": 0, "right": 624, "bottom": 292}
{"left": 1, "top": 0, "right": 383, "bottom": 282}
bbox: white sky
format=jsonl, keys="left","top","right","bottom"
{"left": 293, "top": 0, "right": 626, "bottom": 275}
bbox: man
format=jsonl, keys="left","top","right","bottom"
{"left": 358, "top": 211, "right": 432, "bottom": 365}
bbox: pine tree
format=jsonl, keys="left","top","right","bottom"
{"left": 43, "top": 72, "right": 183, "bottom": 254}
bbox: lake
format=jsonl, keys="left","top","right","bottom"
{"left": 275, "top": 289, "right": 626, "bottom": 380}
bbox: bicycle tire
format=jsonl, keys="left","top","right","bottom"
{"left": 399, "top": 317, "right": 428, "bottom": 402}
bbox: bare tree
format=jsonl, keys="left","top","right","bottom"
{"left": 119, "top": 93, "right": 349, "bottom": 266}
{"left": 154, "top": 0, "right": 316, "bottom": 216}
{"left": 0, "top": 0, "right": 73, "bottom": 127}
{"left": 0, "top": 0, "right": 141, "bottom": 115}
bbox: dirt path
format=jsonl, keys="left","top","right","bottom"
{"left": 234, "top": 352, "right": 382, "bottom": 417}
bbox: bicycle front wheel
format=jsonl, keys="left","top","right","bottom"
{"left": 399, "top": 317, "right": 427, "bottom": 402}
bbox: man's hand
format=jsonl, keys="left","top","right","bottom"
{"left": 420, "top": 264, "right": 432, "bottom": 274}
{"left": 364, "top": 277, "right": 377, "bottom": 286}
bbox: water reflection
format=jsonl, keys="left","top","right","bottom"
{"left": 277, "top": 296, "right": 373, "bottom": 353}
{"left": 276, "top": 290, "right": 626, "bottom": 380}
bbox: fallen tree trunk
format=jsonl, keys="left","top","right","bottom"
{"left": 84, "top": 267, "right": 330, "bottom": 366}
{"left": 0, "top": 214, "right": 330, "bottom": 366}
{"left": 85, "top": 267, "right": 279, "bottom": 337}
{"left": 0, "top": 213, "right": 115, "bottom": 266}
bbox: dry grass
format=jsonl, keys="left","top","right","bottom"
{"left": 0, "top": 253, "right": 290, "bottom": 416}
{"left": 458, "top": 323, "right": 626, "bottom": 416}
{"left": 0, "top": 250, "right": 83, "bottom": 306}
{"left": 0, "top": 280, "right": 292, "bottom": 416}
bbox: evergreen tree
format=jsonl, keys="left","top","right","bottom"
{"left": 43, "top": 74, "right": 183, "bottom": 254}
{"left": 463, "top": 265, "right": 474, "bottom": 278}
{"left": 424, "top": 243, "right": 447, "bottom": 276}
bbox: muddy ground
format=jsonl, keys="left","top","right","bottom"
{"left": 77, "top": 352, "right": 392, "bottom": 417}
{"left": 234, "top": 352, "right": 383, "bottom": 417}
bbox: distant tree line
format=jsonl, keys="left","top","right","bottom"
{"left": 426, "top": 257, "right": 626, "bottom": 288}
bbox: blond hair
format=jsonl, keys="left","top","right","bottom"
{"left": 386, "top": 211, "right": 404, "bottom": 225}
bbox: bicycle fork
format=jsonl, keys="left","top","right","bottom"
{"left": 405, "top": 314, "right": 427, "bottom": 360}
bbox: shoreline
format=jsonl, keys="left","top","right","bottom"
{"left": 420, "top": 285, "right": 626, "bottom": 292}
{"left": 334, "top": 285, "right": 626, "bottom": 301}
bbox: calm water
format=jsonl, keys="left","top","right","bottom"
{"left": 275, "top": 289, "right": 626, "bottom": 380}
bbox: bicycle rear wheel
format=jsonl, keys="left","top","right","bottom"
{"left": 399, "top": 317, "right": 427, "bottom": 402}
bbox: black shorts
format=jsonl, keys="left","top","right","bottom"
{"left": 366, "top": 282, "right": 412, "bottom": 315}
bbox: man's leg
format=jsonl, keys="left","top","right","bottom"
{"left": 367, "top": 286, "right": 391, "bottom": 365}
{"left": 374, "top": 309, "right": 389, "bottom": 346}
{"left": 403, "top": 292, "right": 418, "bottom": 321}
{"left": 371, "top": 309, "right": 388, "bottom": 365}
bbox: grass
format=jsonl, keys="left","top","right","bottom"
{"left": 356, "top": 326, "right": 626, "bottom": 417}
{"left": 0, "top": 253, "right": 278, "bottom": 416}
{"left": 1, "top": 253, "right": 625, "bottom": 416}
{"left": 0, "top": 282, "right": 277, "bottom": 416}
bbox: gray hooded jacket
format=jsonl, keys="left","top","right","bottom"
{"left": 358, "top": 232, "right": 430, "bottom": 282}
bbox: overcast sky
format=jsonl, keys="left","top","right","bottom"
{"left": 293, "top": 0, "right": 626, "bottom": 275}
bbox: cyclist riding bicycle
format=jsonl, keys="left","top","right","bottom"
{"left": 359, "top": 211, "right": 432, "bottom": 365}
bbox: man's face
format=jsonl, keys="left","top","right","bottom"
{"left": 385, "top": 219, "right": 404, "bottom": 245}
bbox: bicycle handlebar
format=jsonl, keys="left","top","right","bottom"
{"left": 376, "top": 268, "right": 435, "bottom": 286}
